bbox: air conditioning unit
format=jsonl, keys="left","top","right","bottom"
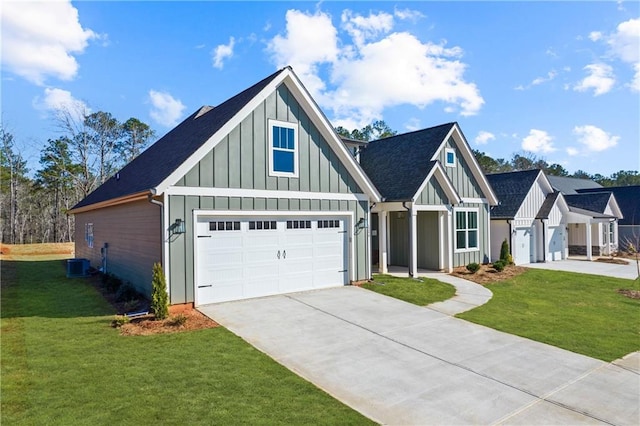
{"left": 67, "top": 258, "right": 90, "bottom": 278}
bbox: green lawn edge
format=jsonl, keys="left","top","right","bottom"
{"left": 362, "top": 274, "right": 456, "bottom": 306}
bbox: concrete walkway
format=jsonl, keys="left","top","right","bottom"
{"left": 380, "top": 266, "right": 493, "bottom": 315}
{"left": 525, "top": 258, "right": 638, "bottom": 280}
{"left": 200, "top": 287, "right": 640, "bottom": 425}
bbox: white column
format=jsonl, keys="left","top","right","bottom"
{"left": 409, "top": 206, "right": 418, "bottom": 277}
{"left": 379, "top": 210, "right": 388, "bottom": 274}
{"left": 446, "top": 207, "right": 453, "bottom": 273}
{"left": 613, "top": 220, "right": 618, "bottom": 251}
{"left": 604, "top": 222, "right": 611, "bottom": 256}
{"left": 438, "top": 211, "right": 445, "bottom": 270}
{"left": 543, "top": 219, "right": 549, "bottom": 262}
{"left": 586, "top": 221, "right": 593, "bottom": 260}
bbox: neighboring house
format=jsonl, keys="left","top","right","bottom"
{"left": 576, "top": 185, "right": 640, "bottom": 252}
{"left": 70, "top": 67, "right": 381, "bottom": 306}
{"left": 487, "top": 170, "right": 570, "bottom": 265}
{"left": 360, "top": 124, "right": 498, "bottom": 275}
{"left": 548, "top": 176, "right": 623, "bottom": 258}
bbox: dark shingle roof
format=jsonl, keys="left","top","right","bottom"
{"left": 578, "top": 186, "right": 639, "bottom": 225}
{"left": 564, "top": 193, "right": 613, "bottom": 215}
{"left": 547, "top": 175, "right": 602, "bottom": 194}
{"left": 485, "top": 169, "right": 542, "bottom": 219}
{"left": 359, "top": 123, "right": 455, "bottom": 201}
{"left": 536, "top": 191, "right": 561, "bottom": 219}
{"left": 72, "top": 68, "right": 287, "bottom": 210}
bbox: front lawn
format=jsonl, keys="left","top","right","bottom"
{"left": 457, "top": 269, "right": 640, "bottom": 362}
{"left": 362, "top": 274, "right": 456, "bottom": 306}
{"left": 1, "top": 260, "right": 373, "bottom": 425}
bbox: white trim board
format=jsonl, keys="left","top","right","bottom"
{"left": 166, "top": 186, "right": 369, "bottom": 202}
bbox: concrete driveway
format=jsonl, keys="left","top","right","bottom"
{"left": 200, "top": 287, "right": 639, "bottom": 425}
{"left": 525, "top": 258, "right": 638, "bottom": 280}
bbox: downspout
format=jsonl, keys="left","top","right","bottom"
{"left": 402, "top": 201, "right": 412, "bottom": 277}
{"left": 540, "top": 219, "right": 546, "bottom": 263}
{"left": 148, "top": 191, "right": 165, "bottom": 266}
{"left": 507, "top": 219, "right": 513, "bottom": 257}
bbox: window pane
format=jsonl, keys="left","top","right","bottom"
{"left": 456, "top": 212, "right": 466, "bottom": 229}
{"left": 306, "top": 220, "right": 311, "bottom": 228}
{"left": 273, "top": 150, "right": 294, "bottom": 173}
{"left": 468, "top": 212, "right": 478, "bottom": 229}
{"left": 233, "top": 222, "right": 240, "bottom": 231}
{"left": 447, "top": 152, "right": 455, "bottom": 164}
{"left": 456, "top": 231, "right": 466, "bottom": 249}
{"left": 287, "top": 128, "right": 295, "bottom": 149}
{"left": 210, "top": 222, "right": 217, "bottom": 231}
{"left": 468, "top": 230, "right": 478, "bottom": 248}
{"left": 273, "top": 126, "right": 279, "bottom": 148}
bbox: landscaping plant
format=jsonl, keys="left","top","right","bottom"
{"left": 466, "top": 262, "right": 480, "bottom": 274}
{"left": 500, "top": 238, "right": 510, "bottom": 263}
{"left": 493, "top": 260, "right": 505, "bottom": 272}
{"left": 151, "top": 262, "right": 169, "bottom": 320}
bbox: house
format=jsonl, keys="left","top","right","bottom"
{"left": 359, "top": 124, "right": 498, "bottom": 275}
{"left": 548, "top": 176, "right": 623, "bottom": 258}
{"left": 69, "top": 67, "right": 381, "bottom": 307}
{"left": 486, "top": 171, "right": 623, "bottom": 265}
{"left": 575, "top": 185, "right": 640, "bottom": 252}
{"left": 487, "top": 170, "right": 570, "bottom": 265}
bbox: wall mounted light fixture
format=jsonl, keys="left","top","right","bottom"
{"left": 171, "top": 218, "right": 186, "bottom": 235}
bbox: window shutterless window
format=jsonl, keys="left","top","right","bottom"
{"left": 268, "top": 120, "right": 298, "bottom": 177}
{"left": 455, "top": 209, "right": 478, "bottom": 251}
{"left": 85, "top": 223, "right": 94, "bottom": 248}
{"left": 445, "top": 148, "right": 456, "bottom": 167}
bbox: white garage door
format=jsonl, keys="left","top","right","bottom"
{"left": 548, "top": 226, "right": 564, "bottom": 261}
{"left": 514, "top": 227, "right": 533, "bottom": 265}
{"left": 195, "top": 216, "right": 348, "bottom": 305}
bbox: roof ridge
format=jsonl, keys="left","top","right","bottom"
{"left": 367, "top": 122, "right": 456, "bottom": 145}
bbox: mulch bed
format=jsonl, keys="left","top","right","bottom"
{"left": 596, "top": 257, "right": 630, "bottom": 265}
{"left": 617, "top": 289, "right": 640, "bottom": 300}
{"left": 450, "top": 263, "right": 527, "bottom": 285}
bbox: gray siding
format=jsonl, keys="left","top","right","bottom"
{"left": 452, "top": 203, "right": 490, "bottom": 266}
{"left": 416, "top": 177, "right": 448, "bottom": 205}
{"left": 74, "top": 200, "right": 161, "bottom": 296}
{"left": 389, "top": 211, "right": 409, "bottom": 265}
{"left": 438, "top": 138, "right": 483, "bottom": 199}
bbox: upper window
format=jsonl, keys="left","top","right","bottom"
{"left": 269, "top": 120, "right": 298, "bottom": 177}
{"left": 455, "top": 209, "right": 478, "bottom": 252}
{"left": 85, "top": 223, "right": 94, "bottom": 248}
{"left": 445, "top": 148, "right": 456, "bottom": 167}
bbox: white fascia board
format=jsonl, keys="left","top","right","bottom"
{"left": 536, "top": 170, "right": 554, "bottom": 194}
{"left": 284, "top": 72, "right": 381, "bottom": 202}
{"left": 412, "top": 162, "right": 461, "bottom": 204}
{"left": 166, "top": 186, "right": 369, "bottom": 202}
{"left": 607, "top": 194, "right": 624, "bottom": 219}
{"left": 154, "top": 70, "right": 290, "bottom": 196}
{"left": 432, "top": 124, "right": 499, "bottom": 206}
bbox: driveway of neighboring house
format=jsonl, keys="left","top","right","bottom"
{"left": 525, "top": 258, "right": 638, "bottom": 280}
{"left": 200, "top": 287, "right": 639, "bottom": 425}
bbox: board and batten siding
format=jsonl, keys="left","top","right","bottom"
{"left": 74, "top": 200, "right": 161, "bottom": 296}
{"left": 415, "top": 177, "right": 449, "bottom": 205}
{"left": 515, "top": 178, "right": 546, "bottom": 224}
{"left": 438, "top": 138, "right": 483, "bottom": 199}
{"left": 453, "top": 203, "right": 490, "bottom": 266}
{"left": 165, "top": 84, "right": 369, "bottom": 305}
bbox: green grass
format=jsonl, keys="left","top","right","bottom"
{"left": 362, "top": 274, "right": 456, "bottom": 306}
{"left": 1, "top": 260, "right": 373, "bottom": 425}
{"left": 457, "top": 269, "right": 640, "bottom": 362}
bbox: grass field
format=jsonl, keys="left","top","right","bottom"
{"left": 456, "top": 269, "right": 640, "bottom": 362}
{"left": 1, "top": 256, "right": 373, "bottom": 425}
{"left": 362, "top": 274, "right": 456, "bottom": 306}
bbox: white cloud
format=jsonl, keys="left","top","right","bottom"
{"left": 394, "top": 8, "right": 425, "bottom": 22}
{"left": 574, "top": 63, "right": 615, "bottom": 95}
{"left": 404, "top": 118, "right": 421, "bottom": 132}
{"left": 531, "top": 70, "right": 557, "bottom": 86}
{"left": 1, "top": 1, "right": 97, "bottom": 85}
{"left": 212, "top": 37, "right": 235, "bottom": 69}
{"left": 607, "top": 18, "right": 639, "bottom": 63}
{"left": 589, "top": 31, "right": 603, "bottom": 42}
{"left": 148, "top": 90, "right": 186, "bottom": 127}
{"left": 474, "top": 131, "right": 496, "bottom": 145}
{"left": 268, "top": 8, "right": 483, "bottom": 128}
{"left": 573, "top": 125, "right": 619, "bottom": 152}
{"left": 33, "top": 87, "right": 90, "bottom": 122}
{"left": 566, "top": 147, "right": 579, "bottom": 156}
{"left": 521, "top": 129, "right": 556, "bottom": 153}
{"left": 631, "top": 63, "right": 640, "bottom": 92}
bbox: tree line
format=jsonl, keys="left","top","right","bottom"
{"left": 1, "top": 117, "right": 637, "bottom": 244}
{"left": 1, "top": 109, "right": 155, "bottom": 244}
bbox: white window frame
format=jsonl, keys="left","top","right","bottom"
{"left": 85, "top": 223, "right": 94, "bottom": 248}
{"left": 454, "top": 208, "right": 479, "bottom": 253}
{"left": 445, "top": 148, "right": 456, "bottom": 168}
{"left": 268, "top": 119, "right": 299, "bottom": 178}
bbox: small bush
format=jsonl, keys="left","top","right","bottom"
{"left": 506, "top": 253, "right": 514, "bottom": 265}
{"left": 500, "top": 239, "right": 510, "bottom": 262}
{"left": 493, "top": 260, "right": 505, "bottom": 272}
{"left": 151, "top": 262, "right": 169, "bottom": 320}
{"left": 111, "top": 315, "right": 130, "bottom": 328}
{"left": 167, "top": 313, "right": 188, "bottom": 327}
{"left": 466, "top": 262, "right": 481, "bottom": 274}
{"left": 115, "top": 282, "right": 141, "bottom": 303}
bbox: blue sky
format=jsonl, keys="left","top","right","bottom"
{"left": 2, "top": 1, "right": 639, "bottom": 177}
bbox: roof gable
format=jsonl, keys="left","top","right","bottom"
{"left": 577, "top": 185, "right": 639, "bottom": 225}
{"left": 486, "top": 169, "right": 543, "bottom": 219}
{"left": 564, "top": 192, "right": 620, "bottom": 216}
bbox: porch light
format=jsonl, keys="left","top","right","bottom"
{"left": 171, "top": 218, "right": 186, "bottom": 235}
{"left": 356, "top": 217, "right": 368, "bottom": 230}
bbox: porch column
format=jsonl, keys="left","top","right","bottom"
{"left": 409, "top": 206, "right": 418, "bottom": 277}
{"left": 379, "top": 210, "right": 388, "bottom": 274}
{"left": 542, "top": 219, "right": 549, "bottom": 262}
{"left": 438, "top": 211, "right": 445, "bottom": 270}
{"left": 604, "top": 222, "right": 611, "bottom": 256}
{"left": 613, "top": 220, "right": 618, "bottom": 250}
{"left": 446, "top": 207, "right": 453, "bottom": 273}
{"left": 586, "top": 221, "right": 593, "bottom": 260}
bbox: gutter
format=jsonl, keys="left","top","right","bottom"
{"left": 68, "top": 190, "right": 152, "bottom": 214}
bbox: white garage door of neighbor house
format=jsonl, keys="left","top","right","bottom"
{"left": 514, "top": 227, "right": 533, "bottom": 265}
{"left": 548, "top": 226, "right": 564, "bottom": 261}
{"left": 195, "top": 216, "right": 348, "bottom": 305}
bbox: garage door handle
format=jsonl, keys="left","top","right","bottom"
{"left": 198, "top": 284, "right": 212, "bottom": 288}
{"left": 277, "top": 250, "right": 281, "bottom": 259}
{"left": 197, "top": 235, "right": 211, "bottom": 238}
{"left": 283, "top": 250, "right": 286, "bottom": 259}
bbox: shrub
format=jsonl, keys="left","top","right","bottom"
{"left": 115, "top": 281, "right": 141, "bottom": 303}
{"left": 500, "top": 239, "right": 510, "bottom": 262}
{"left": 111, "top": 315, "right": 130, "bottom": 328}
{"left": 466, "top": 262, "right": 481, "bottom": 274}
{"left": 493, "top": 260, "right": 505, "bottom": 272}
{"left": 103, "top": 273, "right": 123, "bottom": 293}
{"left": 167, "top": 313, "right": 188, "bottom": 327}
{"left": 151, "top": 262, "right": 169, "bottom": 320}
{"left": 506, "top": 253, "right": 514, "bottom": 265}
